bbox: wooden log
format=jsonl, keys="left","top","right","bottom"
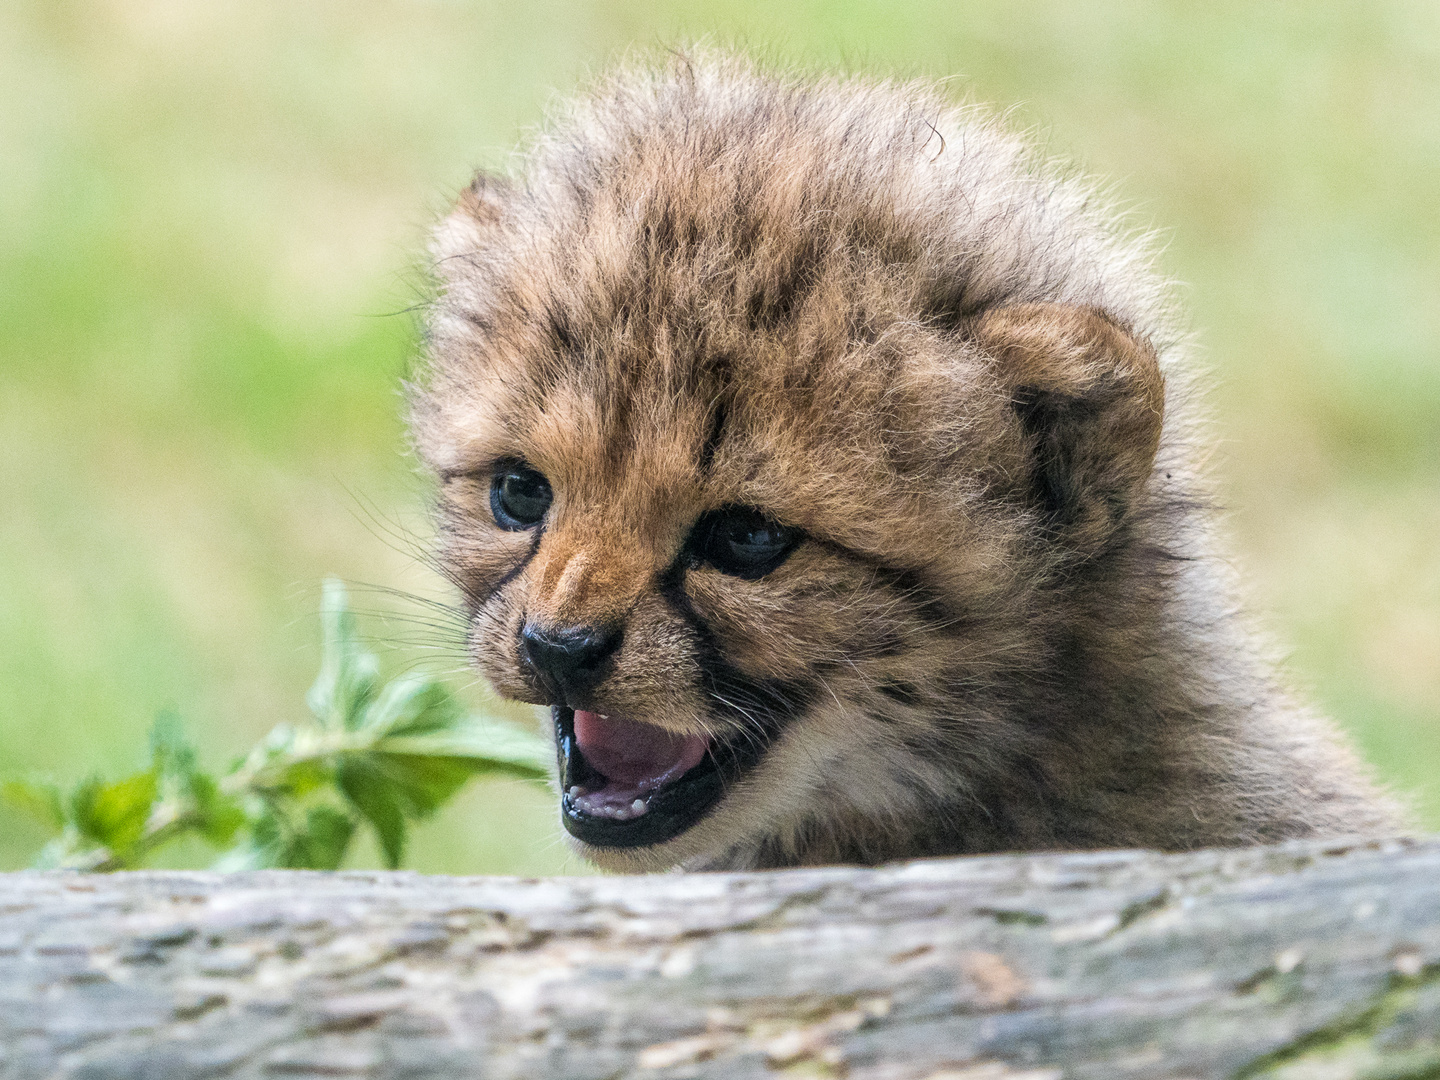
{"left": 1, "top": 837, "right": 1437, "bottom": 1079}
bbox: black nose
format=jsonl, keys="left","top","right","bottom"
{"left": 519, "top": 622, "right": 623, "bottom": 702}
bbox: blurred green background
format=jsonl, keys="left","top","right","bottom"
{"left": 2, "top": 0, "right": 1437, "bottom": 874}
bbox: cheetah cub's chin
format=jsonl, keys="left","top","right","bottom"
{"left": 412, "top": 52, "right": 1402, "bottom": 871}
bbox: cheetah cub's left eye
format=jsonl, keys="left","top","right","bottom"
{"left": 690, "top": 506, "right": 803, "bottom": 580}
{"left": 490, "top": 462, "right": 553, "bottom": 530}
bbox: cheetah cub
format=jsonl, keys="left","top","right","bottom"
{"left": 412, "top": 53, "right": 1401, "bottom": 871}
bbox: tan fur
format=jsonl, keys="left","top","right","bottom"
{"left": 411, "top": 51, "right": 1404, "bottom": 870}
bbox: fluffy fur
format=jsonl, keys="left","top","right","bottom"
{"left": 411, "top": 52, "right": 1402, "bottom": 870}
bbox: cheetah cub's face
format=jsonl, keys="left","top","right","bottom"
{"left": 413, "top": 61, "right": 1164, "bottom": 870}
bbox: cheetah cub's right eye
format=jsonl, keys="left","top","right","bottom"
{"left": 490, "top": 462, "right": 552, "bottom": 530}
{"left": 689, "top": 506, "right": 803, "bottom": 580}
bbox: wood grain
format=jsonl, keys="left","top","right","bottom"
{"left": 2, "top": 837, "right": 1438, "bottom": 1079}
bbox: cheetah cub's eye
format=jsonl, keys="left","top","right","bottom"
{"left": 689, "top": 506, "right": 803, "bottom": 579}
{"left": 490, "top": 462, "right": 553, "bottom": 530}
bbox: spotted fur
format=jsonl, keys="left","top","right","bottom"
{"left": 410, "top": 51, "right": 1402, "bottom": 870}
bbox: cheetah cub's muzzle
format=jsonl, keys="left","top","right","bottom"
{"left": 496, "top": 456, "right": 807, "bottom": 849}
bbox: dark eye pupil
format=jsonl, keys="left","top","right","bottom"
{"left": 691, "top": 506, "right": 801, "bottom": 579}
{"left": 726, "top": 521, "right": 781, "bottom": 558}
{"left": 491, "top": 465, "right": 552, "bottom": 529}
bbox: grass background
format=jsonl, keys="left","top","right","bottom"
{"left": 2, "top": 0, "right": 1437, "bottom": 874}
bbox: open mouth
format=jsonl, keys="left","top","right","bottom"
{"left": 555, "top": 706, "right": 729, "bottom": 848}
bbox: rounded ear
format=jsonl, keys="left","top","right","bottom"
{"left": 972, "top": 302, "right": 1165, "bottom": 552}
{"left": 430, "top": 171, "right": 515, "bottom": 268}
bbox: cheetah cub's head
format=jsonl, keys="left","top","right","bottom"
{"left": 412, "top": 56, "right": 1167, "bottom": 870}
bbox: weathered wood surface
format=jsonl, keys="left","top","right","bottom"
{"left": 2, "top": 838, "right": 1438, "bottom": 1080}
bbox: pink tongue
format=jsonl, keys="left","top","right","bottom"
{"left": 573, "top": 710, "right": 709, "bottom": 788}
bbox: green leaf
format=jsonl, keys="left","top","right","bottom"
{"left": 30, "top": 833, "right": 91, "bottom": 870}
{"left": 207, "top": 843, "right": 265, "bottom": 873}
{"left": 147, "top": 711, "right": 244, "bottom": 847}
{"left": 376, "top": 753, "right": 482, "bottom": 817}
{"left": 149, "top": 709, "right": 198, "bottom": 778}
{"left": 306, "top": 578, "right": 380, "bottom": 731}
{"left": 263, "top": 757, "right": 332, "bottom": 800}
{"left": 69, "top": 771, "right": 158, "bottom": 857}
{"left": 291, "top": 804, "right": 358, "bottom": 869}
{"left": 380, "top": 718, "right": 553, "bottom": 783}
{"left": 2, "top": 778, "right": 66, "bottom": 832}
{"left": 240, "top": 805, "right": 285, "bottom": 866}
{"left": 361, "top": 675, "right": 462, "bottom": 738}
{"left": 189, "top": 772, "right": 246, "bottom": 847}
{"left": 241, "top": 802, "right": 357, "bottom": 870}
{"left": 11, "top": 579, "right": 551, "bottom": 875}
{"left": 336, "top": 756, "right": 408, "bottom": 869}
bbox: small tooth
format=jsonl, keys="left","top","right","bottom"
{"left": 630, "top": 799, "right": 646, "bottom": 813}
{"left": 567, "top": 785, "right": 587, "bottom": 799}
